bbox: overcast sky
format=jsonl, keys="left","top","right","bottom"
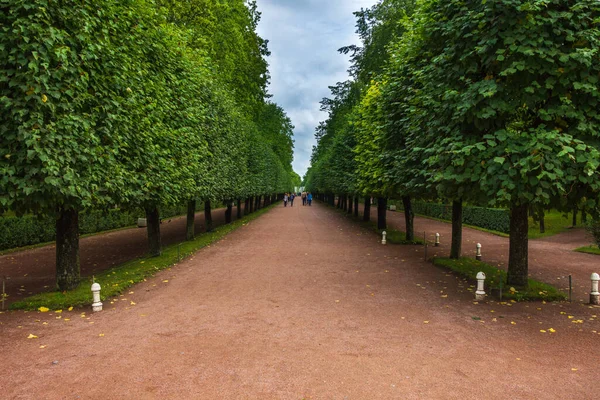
{"left": 256, "top": 0, "right": 378, "bottom": 178}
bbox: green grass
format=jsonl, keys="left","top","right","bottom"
{"left": 574, "top": 245, "right": 600, "bottom": 255}
{"left": 9, "top": 204, "right": 277, "bottom": 311}
{"left": 432, "top": 257, "right": 566, "bottom": 302}
{"left": 528, "top": 210, "right": 572, "bottom": 240}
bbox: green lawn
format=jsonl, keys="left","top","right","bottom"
{"left": 433, "top": 257, "right": 566, "bottom": 302}
{"left": 528, "top": 209, "right": 573, "bottom": 240}
{"left": 10, "top": 204, "right": 277, "bottom": 311}
{"left": 574, "top": 245, "right": 600, "bottom": 255}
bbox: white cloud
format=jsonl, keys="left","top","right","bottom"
{"left": 256, "top": 0, "right": 379, "bottom": 178}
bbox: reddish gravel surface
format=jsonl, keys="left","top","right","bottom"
{"left": 1, "top": 202, "right": 599, "bottom": 399}
{"left": 382, "top": 210, "right": 597, "bottom": 302}
{"left": 0, "top": 206, "right": 242, "bottom": 305}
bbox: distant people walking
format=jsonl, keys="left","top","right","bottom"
{"left": 307, "top": 192, "right": 313, "bottom": 206}
{"left": 301, "top": 191, "right": 307, "bottom": 206}
{"left": 283, "top": 193, "right": 289, "bottom": 207}
{"left": 290, "top": 193, "right": 295, "bottom": 207}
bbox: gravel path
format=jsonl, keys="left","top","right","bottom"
{"left": 382, "top": 209, "right": 597, "bottom": 302}
{"left": 0, "top": 205, "right": 243, "bottom": 305}
{"left": 1, "top": 202, "right": 598, "bottom": 399}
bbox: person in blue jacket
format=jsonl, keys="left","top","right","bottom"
{"left": 307, "top": 192, "right": 313, "bottom": 206}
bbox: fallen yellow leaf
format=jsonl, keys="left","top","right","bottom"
{"left": 162, "top": 280, "right": 169, "bottom": 283}
{"left": 39, "top": 345, "right": 47, "bottom": 349}
{"left": 38, "top": 307, "right": 49, "bottom": 313}
{"left": 99, "top": 333, "right": 105, "bottom": 337}
{"left": 55, "top": 310, "right": 62, "bottom": 313}
{"left": 27, "top": 334, "right": 38, "bottom": 339}
{"left": 540, "top": 330, "right": 547, "bottom": 333}
{"left": 68, "top": 307, "right": 73, "bottom": 311}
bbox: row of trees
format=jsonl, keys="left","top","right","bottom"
{"left": 305, "top": 0, "right": 600, "bottom": 288}
{"left": 1, "top": 0, "right": 299, "bottom": 290}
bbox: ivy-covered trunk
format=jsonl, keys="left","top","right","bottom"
{"left": 402, "top": 196, "right": 414, "bottom": 242}
{"left": 204, "top": 199, "right": 213, "bottom": 232}
{"left": 363, "top": 196, "right": 371, "bottom": 222}
{"left": 507, "top": 203, "right": 529, "bottom": 288}
{"left": 377, "top": 197, "right": 387, "bottom": 230}
{"left": 186, "top": 200, "right": 196, "bottom": 241}
{"left": 244, "top": 198, "right": 250, "bottom": 215}
{"left": 145, "top": 206, "right": 161, "bottom": 257}
{"left": 450, "top": 199, "right": 462, "bottom": 259}
{"left": 572, "top": 206, "right": 577, "bottom": 227}
{"left": 539, "top": 207, "right": 545, "bottom": 234}
{"left": 354, "top": 196, "right": 359, "bottom": 217}
{"left": 225, "top": 201, "right": 233, "bottom": 224}
{"left": 56, "top": 207, "right": 80, "bottom": 291}
{"left": 237, "top": 199, "right": 242, "bottom": 219}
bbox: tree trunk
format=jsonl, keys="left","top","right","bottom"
{"left": 377, "top": 197, "right": 387, "bottom": 230}
{"left": 347, "top": 196, "right": 353, "bottom": 214}
{"left": 402, "top": 196, "right": 414, "bottom": 242}
{"left": 354, "top": 196, "right": 359, "bottom": 217}
{"left": 363, "top": 196, "right": 371, "bottom": 222}
{"left": 450, "top": 199, "right": 462, "bottom": 259}
{"left": 145, "top": 206, "right": 161, "bottom": 257}
{"left": 56, "top": 207, "right": 80, "bottom": 291}
{"left": 582, "top": 208, "right": 587, "bottom": 223}
{"left": 249, "top": 196, "right": 255, "bottom": 213}
{"left": 539, "top": 207, "right": 545, "bottom": 234}
{"left": 225, "top": 201, "right": 233, "bottom": 224}
{"left": 204, "top": 200, "right": 213, "bottom": 232}
{"left": 237, "top": 199, "right": 242, "bottom": 219}
{"left": 255, "top": 195, "right": 261, "bottom": 210}
{"left": 507, "top": 203, "right": 529, "bottom": 288}
{"left": 572, "top": 205, "right": 577, "bottom": 227}
{"left": 186, "top": 200, "right": 196, "bottom": 241}
{"left": 337, "top": 195, "right": 341, "bottom": 209}
{"left": 244, "top": 198, "right": 250, "bottom": 215}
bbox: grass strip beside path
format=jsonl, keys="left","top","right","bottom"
{"left": 10, "top": 204, "right": 277, "bottom": 311}
{"left": 574, "top": 245, "right": 600, "bottom": 255}
{"left": 433, "top": 257, "right": 566, "bottom": 302}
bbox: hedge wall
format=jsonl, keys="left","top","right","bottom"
{"left": 0, "top": 204, "right": 197, "bottom": 252}
{"left": 398, "top": 201, "right": 510, "bottom": 234}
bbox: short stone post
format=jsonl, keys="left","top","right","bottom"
{"left": 91, "top": 283, "right": 103, "bottom": 312}
{"left": 476, "top": 243, "right": 482, "bottom": 261}
{"left": 382, "top": 231, "right": 387, "bottom": 245}
{"left": 435, "top": 233, "right": 440, "bottom": 247}
{"left": 591, "top": 273, "right": 600, "bottom": 305}
{"left": 475, "top": 272, "right": 486, "bottom": 301}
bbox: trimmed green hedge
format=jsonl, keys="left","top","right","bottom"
{"left": 0, "top": 204, "right": 197, "bottom": 252}
{"left": 397, "top": 201, "right": 510, "bottom": 234}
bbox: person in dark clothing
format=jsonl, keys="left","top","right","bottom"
{"left": 290, "top": 193, "right": 295, "bottom": 207}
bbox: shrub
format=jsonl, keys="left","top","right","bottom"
{"left": 0, "top": 203, "right": 202, "bottom": 252}
{"left": 585, "top": 220, "right": 600, "bottom": 248}
{"left": 396, "top": 201, "right": 510, "bottom": 234}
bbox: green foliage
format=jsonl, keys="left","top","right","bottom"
{"left": 402, "top": 202, "right": 511, "bottom": 234}
{"left": 585, "top": 220, "right": 600, "bottom": 248}
{"left": 433, "top": 258, "right": 566, "bottom": 302}
{"left": 9, "top": 203, "right": 277, "bottom": 311}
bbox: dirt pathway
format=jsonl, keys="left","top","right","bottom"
{"left": 380, "top": 210, "right": 597, "bottom": 302}
{"left": 0, "top": 205, "right": 245, "bottom": 305}
{"left": 1, "top": 202, "right": 598, "bottom": 399}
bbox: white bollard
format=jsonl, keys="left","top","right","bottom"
{"left": 91, "top": 283, "right": 103, "bottom": 312}
{"left": 476, "top": 243, "right": 482, "bottom": 261}
{"left": 591, "top": 273, "right": 600, "bottom": 305}
{"left": 475, "top": 272, "right": 486, "bottom": 301}
{"left": 435, "top": 233, "right": 440, "bottom": 247}
{"left": 382, "top": 231, "right": 387, "bottom": 245}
